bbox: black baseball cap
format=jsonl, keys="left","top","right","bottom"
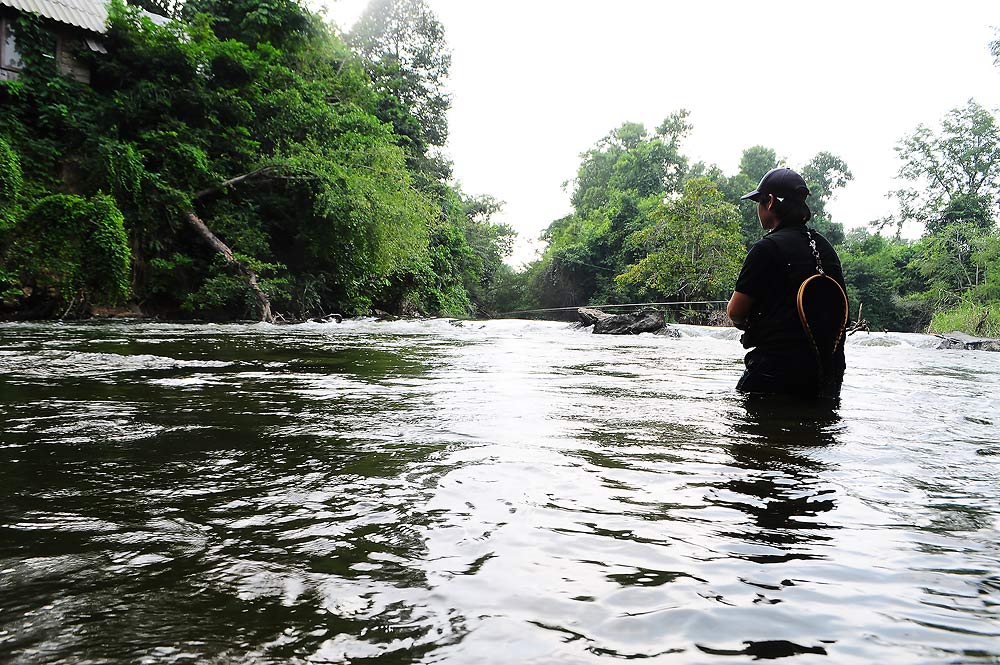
{"left": 740, "top": 167, "right": 810, "bottom": 202}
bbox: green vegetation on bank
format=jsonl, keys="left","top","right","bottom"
{"left": 502, "top": 114, "right": 857, "bottom": 322}
{"left": 0, "top": 1, "right": 998, "bottom": 337}
{"left": 0, "top": 0, "right": 514, "bottom": 320}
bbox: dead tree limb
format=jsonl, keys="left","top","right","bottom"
{"left": 847, "top": 301, "right": 870, "bottom": 336}
{"left": 184, "top": 212, "right": 273, "bottom": 323}
{"left": 192, "top": 164, "right": 317, "bottom": 201}
{"left": 193, "top": 167, "right": 276, "bottom": 200}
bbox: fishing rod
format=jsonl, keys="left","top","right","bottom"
{"left": 499, "top": 300, "right": 728, "bottom": 316}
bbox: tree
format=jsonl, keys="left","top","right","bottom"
{"left": 570, "top": 112, "right": 690, "bottom": 217}
{"left": 724, "top": 145, "right": 778, "bottom": 247}
{"left": 889, "top": 99, "right": 1000, "bottom": 234}
{"left": 616, "top": 178, "right": 743, "bottom": 302}
{"left": 527, "top": 121, "right": 852, "bottom": 312}
{"left": 0, "top": 0, "right": 515, "bottom": 321}
{"left": 524, "top": 114, "right": 692, "bottom": 307}
{"left": 839, "top": 229, "right": 928, "bottom": 331}
{"left": 182, "top": 0, "right": 318, "bottom": 52}
{"left": 706, "top": 147, "right": 850, "bottom": 248}
{"left": 349, "top": 0, "right": 451, "bottom": 149}
{"left": 0, "top": 137, "right": 23, "bottom": 306}
{"left": 801, "top": 151, "right": 852, "bottom": 245}
{"left": 9, "top": 194, "right": 131, "bottom": 315}
{"left": 0, "top": 136, "right": 21, "bottom": 231}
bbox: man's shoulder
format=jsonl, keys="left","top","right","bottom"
{"left": 769, "top": 225, "right": 822, "bottom": 253}
{"left": 748, "top": 229, "right": 795, "bottom": 258}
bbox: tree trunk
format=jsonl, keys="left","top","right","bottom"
{"left": 184, "top": 212, "right": 273, "bottom": 323}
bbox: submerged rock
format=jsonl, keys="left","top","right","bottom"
{"left": 308, "top": 313, "right": 343, "bottom": 323}
{"left": 577, "top": 307, "right": 671, "bottom": 335}
{"left": 934, "top": 331, "right": 1000, "bottom": 352}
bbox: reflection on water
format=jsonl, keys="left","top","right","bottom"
{"left": 722, "top": 399, "right": 840, "bottom": 555}
{"left": 0, "top": 320, "right": 998, "bottom": 663}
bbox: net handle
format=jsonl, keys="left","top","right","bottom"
{"left": 796, "top": 275, "right": 849, "bottom": 348}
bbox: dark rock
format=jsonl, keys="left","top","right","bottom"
{"left": 89, "top": 304, "right": 145, "bottom": 319}
{"left": 655, "top": 325, "right": 682, "bottom": 338}
{"left": 577, "top": 307, "right": 610, "bottom": 327}
{"left": 577, "top": 307, "right": 667, "bottom": 335}
{"left": 934, "top": 331, "right": 1000, "bottom": 352}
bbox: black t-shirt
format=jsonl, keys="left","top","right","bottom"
{"left": 734, "top": 225, "right": 847, "bottom": 354}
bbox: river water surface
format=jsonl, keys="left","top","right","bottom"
{"left": 1, "top": 319, "right": 998, "bottom": 664}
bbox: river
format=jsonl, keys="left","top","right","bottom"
{"left": 1, "top": 319, "right": 998, "bottom": 664}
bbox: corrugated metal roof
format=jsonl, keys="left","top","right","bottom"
{"left": 0, "top": 0, "right": 109, "bottom": 34}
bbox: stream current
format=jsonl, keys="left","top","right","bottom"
{"left": 0, "top": 319, "right": 998, "bottom": 663}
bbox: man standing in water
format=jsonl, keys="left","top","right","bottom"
{"left": 727, "top": 168, "right": 848, "bottom": 398}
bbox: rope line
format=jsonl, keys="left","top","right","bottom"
{"left": 500, "top": 300, "right": 728, "bottom": 315}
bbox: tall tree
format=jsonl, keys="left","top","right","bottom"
{"left": 728, "top": 146, "right": 778, "bottom": 247}
{"left": 571, "top": 112, "right": 690, "bottom": 217}
{"left": 889, "top": 99, "right": 1000, "bottom": 234}
{"left": 528, "top": 113, "right": 691, "bottom": 307}
{"left": 183, "top": 0, "right": 318, "bottom": 51}
{"left": 349, "top": 0, "right": 451, "bottom": 150}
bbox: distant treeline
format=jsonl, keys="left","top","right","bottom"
{"left": 1, "top": 1, "right": 998, "bottom": 335}
{"left": 500, "top": 94, "right": 1000, "bottom": 337}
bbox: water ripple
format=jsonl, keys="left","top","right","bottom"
{"left": 1, "top": 320, "right": 998, "bottom": 663}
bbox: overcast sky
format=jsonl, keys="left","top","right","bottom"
{"left": 316, "top": 0, "right": 1000, "bottom": 266}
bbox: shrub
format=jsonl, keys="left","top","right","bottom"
{"left": 12, "top": 193, "right": 131, "bottom": 308}
{"left": 928, "top": 300, "right": 1000, "bottom": 338}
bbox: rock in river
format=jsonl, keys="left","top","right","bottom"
{"left": 577, "top": 307, "right": 676, "bottom": 336}
{"left": 934, "top": 331, "right": 1000, "bottom": 352}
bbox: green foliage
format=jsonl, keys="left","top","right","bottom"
{"left": 183, "top": 0, "right": 317, "bottom": 52}
{"left": 571, "top": 114, "right": 689, "bottom": 217}
{"left": 800, "top": 151, "right": 852, "bottom": 246}
{"left": 928, "top": 300, "right": 1000, "bottom": 338}
{"left": 349, "top": 0, "right": 452, "bottom": 149}
{"left": 180, "top": 253, "right": 289, "bottom": 318}
{"left": 616, "top": 178, "right": 743, "bottom": 301}
{"left": 693, "top": 146, "right": 850, "bottom": 249}
{"left": 524, "top": 117, "right": 697, "bottom": 309}
{"left": 915, "top": 222, "right": 994, "bottom": 299}
{"left": 852, "top": 100, "right": 1000, "bottom": 332}
{"left": 0, "top": 137, "right": 22, "bottom": 230}
{"left": 525, "top": 116, "right": 852, "bottom": 317}
{"left": 376, "top": 187, "right": 514, "bottom": 317}
{"left": 888, "top": 99, "right": 1000, "bottom": 234}
{"left": 0, "top": 0, "right": 513, "bottom": 320}
{"left": 12, "top": 194, "right": 131, "bottom": 307}
{"left": 839, "top": 229, "right": 929, "bottom": 331}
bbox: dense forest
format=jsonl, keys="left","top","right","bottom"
{"left": 0, "top": 0, "right": 515, "bottom": 321}
{"left": 1, "top": 0, "right": 999, "bottom": 336}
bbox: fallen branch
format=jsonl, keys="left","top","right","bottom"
{"left": 192, "top": 164, "right": 316, "bottom": 201}
{"left": 184, "top": 212, "right": 273, "bottom": 323}
{"left": 847, "top": 301, "right": 870, "bottom": 336}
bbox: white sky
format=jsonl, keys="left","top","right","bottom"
{"left": 315, "top": 0, "right": 1000, "bottom": 266}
